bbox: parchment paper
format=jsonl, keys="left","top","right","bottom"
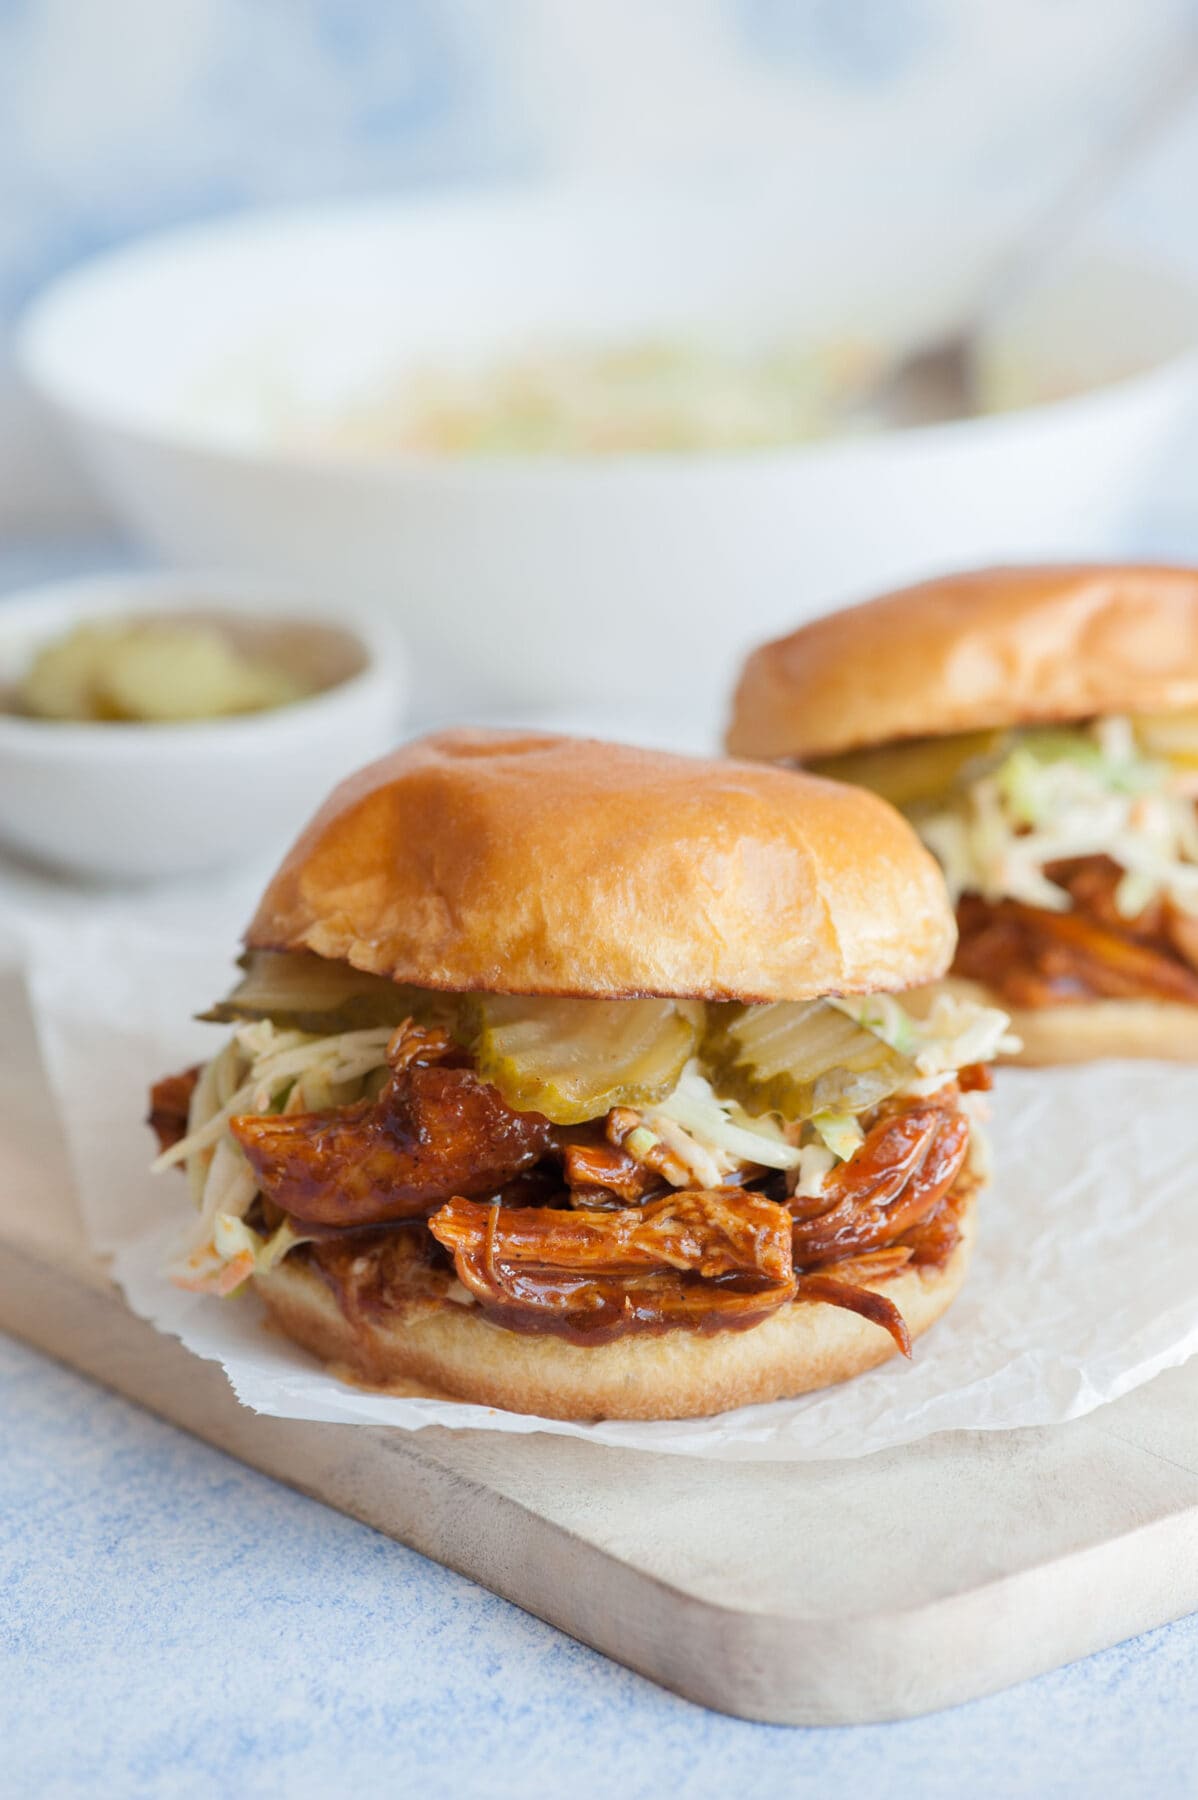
{"left": 25, "top": 919, "right": 1198, "bottom": 1461}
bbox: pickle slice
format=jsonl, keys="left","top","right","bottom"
{"left": 202, "top": 950, "right": 462, "bottom": 1036}
{"left": 808, "top": 730, "right": 1004, "bottom": 809}
{"left": 472, "top": 995, "right": 702, "bottom": 1125}
{"left": 705, "top": 999, "right": 913, "bottom": 1122}
{"left": 1134, "top": 707, "right": 1198, "bottom": 762}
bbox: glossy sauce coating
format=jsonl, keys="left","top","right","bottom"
{"left": 148, "top": 1066, "right": 199, "bottom": 1153}
{"left": 955, "top": 854, "right": 1198, "bottom": 1006}
{"left": 232, "top": 1059, "right": 555, "bottom": 1226}
{"left": 154, "top": 1045, "right": 975, "bottom": 1349}
{"left": 789, "top": 1101, "right": 969, "bottom": 1264}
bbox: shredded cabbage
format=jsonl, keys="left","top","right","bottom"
{"left": 794, "top": 1142, "right": 837, "bottom": 1200}
{"left": 811, "top": 1111, "right": 865, "bottom": 1160}
{"left": 958, "top": 1089, "right": 994, "bottom": 1183}
{"left": 830, "top": 991, "right": 1019, "bottom": 1073}
{"left": 913, "top": 717, "right": 1198, "bottom": 918}
{"left": 170, "top": 1214, "right": 310, "bottom": 1297}
{"left": 164, "top": 1019, "right": 393, "bottom": 1292}
{"left": 160, "top": 984, "right": 1007, "bottom": 1291}
{"left": 304, "top": 335, "right": 882, "bottom": 459}
{"left": 157, "top": 1021, "right": 393, "bottom": 1173}
{"left": 646, "top": 1066, "right": 802, "bottom": 1174}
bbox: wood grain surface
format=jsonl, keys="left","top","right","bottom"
{"left": 3, "top": 963, "right": 1198, "bottom": 1725}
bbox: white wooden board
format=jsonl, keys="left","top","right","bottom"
{"left": 3, "top": 964, "right": 1198, "bottom": 1725}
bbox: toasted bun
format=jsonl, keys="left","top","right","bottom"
{"left": 727, "top": 564, "right": 1198, "bottom": 761}
{"left": 255, "top": 1193, "right": 975, "bottom": 1421}
{"left": 930, "top": 976, "right": 1198, "bottom": 1064}
{"left": 246, "top": 729, "right": 955, "bottom": 1001}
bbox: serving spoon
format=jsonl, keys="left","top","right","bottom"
{"left": 864, "top": 52, "right": 1198, "bottom": 428}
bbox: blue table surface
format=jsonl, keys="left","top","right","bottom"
{"left": 4, "top": 1332, "right": 1198, "bottom": 1800}
{"left": 5, "top": 536, "right": 1198, "bottom": 1798}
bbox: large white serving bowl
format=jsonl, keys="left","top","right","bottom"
{"left": 17, "top": 186, "right": 1198, "bottom": 718}
{"left": 0, "top": 572, "right": 406, "bottom": 882}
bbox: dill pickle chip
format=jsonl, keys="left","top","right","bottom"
{"left": 808, "top": 730, "right": 1004, "bottom": 809}
{"left": 201, "top": 950, "right": 463, "bottom": 1036}
{"left": 472, "top": 995, "right": 702, "bottom": 1125}
{"left": 1134, "top": 707, "right": 1198, "bottom": 762}
{"left": 705, "top": 998, "right": 913, "bottom": 1122}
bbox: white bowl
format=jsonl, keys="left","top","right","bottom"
{"left": 0, "top": 572, "right": 406, "bottom": 882}
{"left": 17, "top": 185, "right": 1198, "bottom": 719}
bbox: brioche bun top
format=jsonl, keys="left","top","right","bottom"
{"left": 727, "top": 564, "right": 1198, "bottom": 761}
{"left": 246, "top": 729, "right": 955, "bottom": 1000}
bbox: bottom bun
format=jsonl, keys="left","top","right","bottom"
{"left": 254, "top": 1194, "right": 975, "bottom": 1422}
{"left": 932, "top": 976, "right": 1198, "bottom": 1065}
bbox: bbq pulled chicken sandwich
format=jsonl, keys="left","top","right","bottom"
{"left": 728, "top": 565, "right": 1198, "bottom": 1063}
{"left": 149, "top": 730, "right": 1011, "bottom": 1421}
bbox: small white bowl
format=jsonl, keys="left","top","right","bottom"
{"left": 17, "top": 185, "right": 1198, "bottom": 719}
{"left": 0, "top": 572, "right": 406, "bottom": 882}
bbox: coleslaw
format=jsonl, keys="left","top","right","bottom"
{"left": 914, "top": 717, "right": 1198, "bottom": 918}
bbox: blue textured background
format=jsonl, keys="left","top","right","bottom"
{"left": 4, "top": 0, "right": 1198, "bottom": 526}
{"left": 1, "top": 0, "right": 1193, "bottom": 302}
{"left": 4, "top": 1328, "right": 1198, "bottom": 1798}
{"left": 6, "top": 12, "right": 1198, "bottom": 1789}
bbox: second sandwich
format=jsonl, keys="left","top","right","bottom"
{"left": 729, "top": 564, "right": 1198, "bottom": 1062}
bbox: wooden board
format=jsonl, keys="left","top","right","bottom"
{"left": 4, "top": 961, "right": 1198, "bottom": 1726}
